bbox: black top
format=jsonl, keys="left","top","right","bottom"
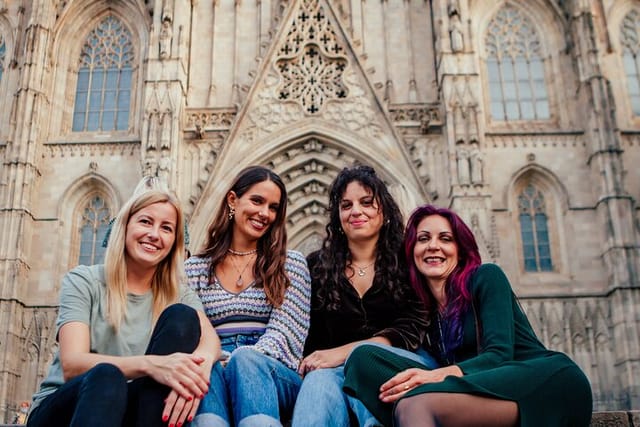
{"left": 303, "top": 251, "right": 429, "bottom": 356}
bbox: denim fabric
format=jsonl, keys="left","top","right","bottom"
{"left": 291, "top": 344, "right": 439, "bottom": 427}
{"left": 195, "top": 336, "right": 301, "bottom": 427}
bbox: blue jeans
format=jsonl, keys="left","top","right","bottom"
{"left": 291, "top": 344, "right": 438, "bottom": 427}
{"left": 27, "top": 304, "right": 201, "bottom": 427}
{"left": 194, "top": 335, "right": 302, "bottom": 427}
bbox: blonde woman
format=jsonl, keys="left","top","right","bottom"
{"left": 28, "top": 186, "right": 220, "bottom": 427}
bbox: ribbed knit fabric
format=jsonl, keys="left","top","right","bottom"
{"left": 185, "top": 250, "right": 311, "bottom": 370}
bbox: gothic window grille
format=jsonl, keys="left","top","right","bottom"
{"left": 0, "top": 34, "right": 5, "bottom": 83}
{"left": 276, "top": 1, "right": 348, "bottom": 114}
{"left": 78, "top": 196, "right": 110, "bottom": 266}
{"left": 518, "top": 185, "right": 553, "bottom": 272}
{"left": 485, "top": 5, "right": 550, "bottom": 121}
{"left": 72, "top": 16, "right": 134, "bottom": 132}
{"left": 621, "top": 10, "right": 640, "bottom": 115}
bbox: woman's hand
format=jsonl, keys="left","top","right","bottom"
{"left": 146, "top": 353, "right": 210, "bottom": 400}
{"left": 298, "top": 347, "right": 349, "bottom": 375}
{"left": 163, "top": 390, "right": 199, "bottom": 426}
{"left": 379, "top": 365, "right": 463, "bottom": 403}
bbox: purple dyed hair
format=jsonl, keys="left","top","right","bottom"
{"left": 404, "top": 205, "right": 482, "bottom": 356}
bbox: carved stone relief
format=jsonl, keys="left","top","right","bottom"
{"left": 275, "top": 0, "right": 348, "bottom": 115}
{"left": 261, "top": 137, "right": 358, "bottom": 249}
{"left": 143, "top": 83, "right": 176, "bottom": 179}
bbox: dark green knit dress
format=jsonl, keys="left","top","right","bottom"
{"left": 343, "top": 264, "right": 592, "bottom": 427}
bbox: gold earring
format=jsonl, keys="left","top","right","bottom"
{"left": 228, "top": 206, "right": 235, "bottom": 221}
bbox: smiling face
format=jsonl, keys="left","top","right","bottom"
{"left": 228, "top": 179, "right": 282, "bottom": 246}
{"left": 124, "top": 201, "right": 177, "bottom": 274}
{"left": 413, "top": 214, "right": 460, "bottom": 286}
{"left": 339, "top": 181, "right": 384, "bottom": 243}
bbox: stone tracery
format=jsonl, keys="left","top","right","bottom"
{"left": 276, "top": 0, "right": 348, "bottom": 114}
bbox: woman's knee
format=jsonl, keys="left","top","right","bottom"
{"left": 394, "top": 395, "right": 436, "bottom": 427}
{"left": 81, "top": 363, "right": 128, "bottom": 399}
{"left": 85, "top": 363, "right": 126, "bottom": 384}
{"left": 158, "top": 303, "right": 199, "bottom": 331}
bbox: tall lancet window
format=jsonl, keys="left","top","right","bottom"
{"left": 621, "top": 10, "right": 640, "bottom": 115}
{"left": 0, "top": 34, "right": 5, "bottom": 83}
{"left": 485, "top": 5, "right": 550, "bottom": 121}
{"left": 72, "top": 16, "right": 134, "bottom": 132}
{"left": 518, "top": 185, "right": 553, "bottom": 272}
{"left": 78, "top": 196, "right": 111, "bottom": 265}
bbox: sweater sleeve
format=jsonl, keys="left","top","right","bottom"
{"left": 456, "top": 263, "right": 516, "bottom": 374}
{"left": 253, "top": 250, "right": 312, "bottom": 370}
{"left": 372, "top": 286, "right": 429, "bottom": 351}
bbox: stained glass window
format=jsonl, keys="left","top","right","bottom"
{"left": 518, "top": 185, "right": 553, "bottom": 272}
{"left": 485, "top": 5, "right": 550, "bottom": 121}
{"left": 0, "top": 34, "right": 5, "bottom": 83}
{"left": 72, "top": 16, "right": 134, "bottom": 132}
{"left": 78, "top": 196, "right": 111, "bottom": 265}
{"left": 621, "top": 10, "right": 640, "bottom": 115}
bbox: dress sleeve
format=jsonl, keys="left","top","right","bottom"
{"left": 253, "top": 250, "right": 312, "bottom": 370}
{"left": 372, "top": 286, "right": 429, "bottom": 351}
{"left": 456, "top": 263, "right": 516, "bottom": 374}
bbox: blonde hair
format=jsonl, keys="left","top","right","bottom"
{"left": 103, "top": 188, "right": 185, "bottom": 330}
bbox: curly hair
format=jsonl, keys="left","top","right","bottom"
{"left": 404, "top": 204, "right": 482, "bottom": 357}
{"left": 197, "top": 165, "right": 290, "bottom": 307}
{"left": 313, "top": 165, "right": 407, "bottom": 311}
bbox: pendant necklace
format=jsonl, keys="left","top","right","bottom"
{"left": 351, "top": 261, "right": 375, "bottom": 277}
{"left": 228, "top": 253, "right": 255, "bottom": 287}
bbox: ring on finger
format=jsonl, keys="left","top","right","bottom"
{"left": 403, "top": 385, "right": 409, "bottom": 390}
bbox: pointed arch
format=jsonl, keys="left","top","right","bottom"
{"left": 507, "top": 165, "right": 570, "bottom": 278}
{"left": 484, "top": 4, "right": 549, "bottom": 121}
{"left": 71, "top": 16, "right": 135, "bottom": 132}
{"left": 48, "top": 2, "right": 149, "bottom": 140}
{"left": 474, "top": 1, "right": 568, "bottom": 128}
{"left": 188, "top": 124, "right": 427, "bottom": 253}
{"left": 57, "top": 174, "right": 121, "bottom": 273}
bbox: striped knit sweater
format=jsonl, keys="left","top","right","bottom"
{"left": 185, "top": 250, "right": 311, "bottom": 371}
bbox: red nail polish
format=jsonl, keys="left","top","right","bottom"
{"left": 177, "top": 423, "right": 182, "bottom": 427}
{"left": 169, "top": 424, "right": 174, "bottom": 427}
{"left": 188, "top": 395, "right": 193, "bottom": 401}
{"left": 188, "top": 416, "right": 193, "bottom": 422}
{"left": 162, "top": 415, "right": 168, "bottom": 422}
{"left": 200, "top": 394, "right": 205, "bottom": 399}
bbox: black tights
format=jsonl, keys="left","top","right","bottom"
{"left": 393, "top": 392, "right": 519, "bottom": 427}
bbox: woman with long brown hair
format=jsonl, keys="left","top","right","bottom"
{"left": 186, "top": 165, "right": 311, "bottom": 427}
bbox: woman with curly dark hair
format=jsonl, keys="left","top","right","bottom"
{"left": 291, "top": 165, "right": 435, "bottom": 427}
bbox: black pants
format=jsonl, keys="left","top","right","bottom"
{"left": 27, "top": 304, "right": 201, "bottom": 427}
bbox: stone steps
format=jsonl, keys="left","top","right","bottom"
{"left": 1, "top": 411, "right": 638, "bottom": 426}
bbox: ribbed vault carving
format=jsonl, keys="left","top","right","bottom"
{"left": 261, "top": 137, "right": 358, "bottom": 253}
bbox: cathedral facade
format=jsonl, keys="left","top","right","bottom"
{"left": 0, "top": 0, "right": 638, "bottom": 421}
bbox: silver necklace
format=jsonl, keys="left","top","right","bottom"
{"left": 228, "top": 248, "right": 258, "bottom": 256}
{"left": 228, "top": 254, "right": 255, "bottom": 287}
{"left": 351, "top": 261, "right": 375, "bottom": 277}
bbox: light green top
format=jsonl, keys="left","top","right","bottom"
{"left": 31, "top": 264, "right": 203, "bottom": 410}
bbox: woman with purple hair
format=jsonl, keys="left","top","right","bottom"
{"left": 343, "top": 204, "right": 592, "bottom": 427}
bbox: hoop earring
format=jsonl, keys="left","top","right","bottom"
{"left": 228, "top": 206, "right": 235, "bottom": 221}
